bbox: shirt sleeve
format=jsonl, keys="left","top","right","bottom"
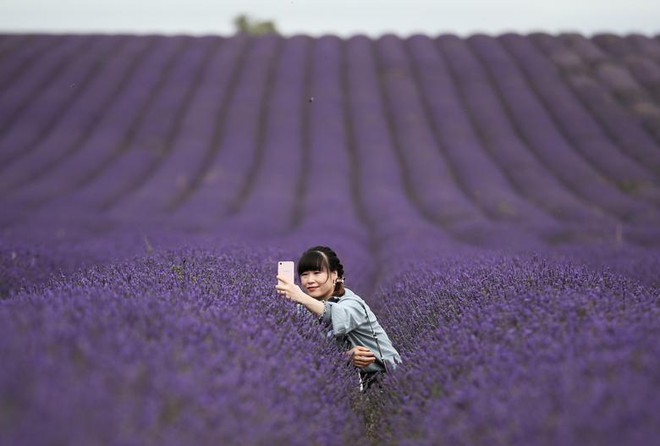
{"left": 320, "top": 298, "right": 366, "bottom": 336}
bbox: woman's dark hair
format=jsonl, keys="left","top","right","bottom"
{"left": 297, "top": 246, "right": 345, "bottom": 296}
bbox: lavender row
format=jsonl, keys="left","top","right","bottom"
{"left": 594, "top": 34, "right": 660, "bottom": 146}
{"left": 374, "top": 34, "right": 558, "bottom": 250}
{"left": 40, "top": 36, "right": 196, "bottom": 212}
{"left": 1, "top": 34, "right": 660, "bottom": 247}
{"left": 2, "top": 241, "right": 658, "bottom": 445}
{"left": 467, "top": 35, "right": 659, "bottom": 224}
{"left": 292, "top": 36, "right": 367, "bottom": 230}
{"left": 6, "top": 36, "right": 162, "bottom": 207}
{"left": 163, "top": 35, "right": 281, "bottom": 227}
{"left": 436, "top": 34, "right": 660, "bottom": 246}
{"left": 69, "top": 36, "right": 216, "bottom": 215}
{"left": 271, "top": 36, "right": 373, "bottom": 285}
{"left": 0, "top": 245, "right": 366, "bottom": 445}
{"left": 371, "top": 252, "right": 660, "bottom": 445}
{"left": 0, "top": 35, "right": 57, "bottom": 89}
{"left": 0, "top": 35, "right": 93, "bottom": 174}
{"left": 628, "top": 34, "right": 660, "bottom": 65}
{"left": 534, "top": 35, "right": 657, "bottom": 190}
{"left": 49, "top": 40, "right": 197, "bottom": 213}
{"left": 506, "top": 33, "right": 660, "bottom": 173}
{"left": 342, "top": 35, "right": 471, "bottom": 264}
{"left": 0, "top": 35, "right": 90, "bottom": 161}
{"left": 572, "top": 34, "right": 660, "bottom": 147}
{"left": 435, "top": 36, "right": 606, "bottom": 228}
{"left": 1, "top": 36, "right": 183, "bottom": 215}
{"left": 110, "top": 35, "right": 250, "bottom": 220}
{"left": 213, "top": 35, "right": 310, "bottom": 237}
{"left": 373, "top": 36, "right": 487, "bottom": 226}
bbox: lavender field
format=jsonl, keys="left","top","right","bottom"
{"left": 1, "top": 32, "right": 659, "bottom": 445}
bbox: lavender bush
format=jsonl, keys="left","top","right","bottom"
{"left": 1, "top": 247, "right": 365, "bottom": 445}
{"left": 371, "top": 253, "right": 659, "bottom": 445}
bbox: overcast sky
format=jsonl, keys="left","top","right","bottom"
{"left": 1, "top": 0, "right": 659, "bottom": 37}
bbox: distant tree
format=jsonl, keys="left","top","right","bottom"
{"left": 233, "top": 14, "right": 279, "bottom": 35}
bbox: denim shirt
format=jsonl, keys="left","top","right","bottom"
{"left": 319, "top": 288, "right": 402, "bottom": 373}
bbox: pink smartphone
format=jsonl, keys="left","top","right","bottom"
{"left": 278, "top": 261, "right": 295, "bottom": 284}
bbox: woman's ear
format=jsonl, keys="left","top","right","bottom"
{"left": 331, "top": 271, "right": 338, "bottom": 283}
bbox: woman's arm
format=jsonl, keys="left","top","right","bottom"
{"left": 275, "top": 275, "right": 325, "bottom": 316}
{"left": 319, "top": 298, "right": 366, "bottom": 335}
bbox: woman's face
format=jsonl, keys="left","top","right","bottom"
{"left": 300, "top": 268, "right": 338, "bottom": 300}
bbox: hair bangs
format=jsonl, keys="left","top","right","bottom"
{"left": 297, "top": 250, "right": 329, "bottom": 276}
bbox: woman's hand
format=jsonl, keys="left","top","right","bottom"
{"left": 347, "top": 346, "right": 376, "bottom": 369}
{"left": 275, "top": 274, "right": 306, "bottom": 303}
{"left": 276, "top": 275, "right": 325, "bottom": 316}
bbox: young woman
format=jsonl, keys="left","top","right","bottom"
{"left": 275, "top": 246, "right": 401, "bottom": 390}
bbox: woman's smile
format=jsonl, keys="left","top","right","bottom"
{"left": 300, "top": 268, "right": 338, "bottom": 300}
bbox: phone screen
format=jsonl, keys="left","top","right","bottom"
{"left": 278, "top": 261, "right": 295, "bottom": 284}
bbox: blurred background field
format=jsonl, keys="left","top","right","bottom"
{"left": 1, "top": 2, "right": 659, "bottom": 445}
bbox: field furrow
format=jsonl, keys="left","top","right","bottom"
{"left": 166, "top": 35, "right": 282, "bottom": 227}
{"left": 0, "top": 36, "right": 101, "bottom": 167}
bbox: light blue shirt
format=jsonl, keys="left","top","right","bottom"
{"left": 319, "top": 288, "right": 402, "bottom": 373}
